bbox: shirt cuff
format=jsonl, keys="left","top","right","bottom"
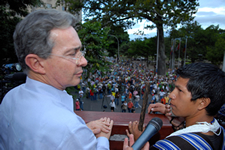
{"left": 97, "top": 137, "right": 109, "bottom": 150}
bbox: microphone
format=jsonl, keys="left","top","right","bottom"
{"left": 132, "top": 117, "right": 163, "bottom": 150}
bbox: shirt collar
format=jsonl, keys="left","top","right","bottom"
{"left": 25, "top": 77, "right": 73, "bottom": 111}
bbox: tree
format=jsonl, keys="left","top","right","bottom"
{"left": 169, "top": 22, "right": 217, "bottom": 63}
{"left": 128, "top": 39, "right": 145, "bottom": 58}
{"left": 128, "top": 37, "right": 156, "bottom": 66}
{"left": 77, "top": 21, "right": 113, "bottom": 78}
{"left": 169, "top": 21, "right": 225, "bottom": 65}
{"left": 186, "top": 23, "right": 205, "bottom": 62}
{"left": 186, "top": 24, "right": 222, "bottom": 63}
{"left": 74, "top": 0, "right": 199, "bottom": 75}
{"left": 206, "top": 37, "right": 225, "bottom": 66}
{"left": 164, "top": 37, "right": 171, "bottom": 58}
{"left": 107, "top": 27, "right": 130, "bottom": 58}
{"left": 0, "top": 0, "right": 42, "bottom": 67}
{"left": 145, "top": 37, "right": 157, "bottom": 60}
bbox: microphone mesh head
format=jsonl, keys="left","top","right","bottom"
{"left": 149, "top": 117, "right": 163, "bottom": 131}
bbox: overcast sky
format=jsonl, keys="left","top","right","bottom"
{"left": 128, "top": 0, "right": 225, "bottom": 40}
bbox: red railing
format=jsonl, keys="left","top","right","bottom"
{"left": 76, "top": 111, "right": 174, "bottom": 150}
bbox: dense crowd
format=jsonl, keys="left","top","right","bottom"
{"left": 76, "top": 59, "right": 178, "bottom": 112}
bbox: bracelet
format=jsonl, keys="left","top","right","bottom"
{"left": 169, "top": 117, "right": 175, "bottom": 124}
{"left": 170, "top": 117, "right": 186, "bottom": 131}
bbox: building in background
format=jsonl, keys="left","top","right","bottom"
{"left": 29, "top": 0, "right": 82, "bottom": 22}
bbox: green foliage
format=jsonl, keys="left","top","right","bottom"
{"left": 56, "top": 0, "right": 83, "bottom": 14}
{"left": 168, "top": 22, "right": 224, "bottom": 64}
{"left": 128, "top": 37, "right": 156, "bottom": 59}
{"left": 77, "top": 21, "right": 113, "bottom": 79}
{"left": 107, "top": 31, "right": 129, "bottom": 57}
{"left": 145, "top": 37, "right": 157, "bottom": 57}
{"left": 65, "top": 86, "right": 76, "bottom": 95}
{"left": 0, "top": 0, "right": 42, "bottom": 66}
{"left": 120, "top": 42, "right": 130, "bottom": 56}
{"left": 133, "top": 0, "right": 198, "bottom": 28}
{"left": 206, "top": 37, "right": 225, "bottom": 65}
{"left": 0, "top": 6, "right": 20, "bottom": 66}
{"left": 0, "top": 0, "right": 42, "bottom": 16}
{"left": 77, "top": 0, "right": 199, "bottom": 33}
{"left": 164, "top": 37, "right": 172, "bottom": 57}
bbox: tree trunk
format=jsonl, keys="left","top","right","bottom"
{"left": 157, "top": 24, "right": 167, "bottom": 75}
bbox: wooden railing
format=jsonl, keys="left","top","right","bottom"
{"left": 76, "top": 111, "right": 174, "bottom": 150}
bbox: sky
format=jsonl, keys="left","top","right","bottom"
{"left": 128, "top": 0, "right": 225, "bottom": 40}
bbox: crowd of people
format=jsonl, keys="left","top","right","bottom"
{"left": 76, "top": 60, "right": 177, "bottom": 112}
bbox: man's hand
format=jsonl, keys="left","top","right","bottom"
{"left": 164, "top": 105, "right": 185, "bottom": 130}
{"left": 165, "top": 104, "right": 173, "bottom": 121}
{"left": 123, "top": 134, "right": 149, "bottom": 150}
{"left": 123, "top": 134, "right": 134, "bottom": 150}
{"left": 126, "top": 121, "right": 143, "bottom": 141}
{"left": 148, "top": 103, "right": 166, "bottom": 114}
{"left": 95, "top": 117, "right": 113, "bottom": 139}
{"left": 86, "top": 117, "right": 112, "bottom": 135}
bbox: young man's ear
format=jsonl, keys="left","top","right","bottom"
{"left": 25, "top": 54, "right": 46, "bottom": 74}
{"left": 198, "top": 98, "right": 211, "bottom": 110}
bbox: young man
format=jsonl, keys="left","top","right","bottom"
{"left": 0, "top": 9, "right": 113, "bottom": 150}
{"left": 124, "top": 63, "right": 225, "bottom": 150}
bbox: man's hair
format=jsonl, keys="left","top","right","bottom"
{"left": 13, "top": 9, "right": 78, "bottom": 73}
{"left": 176, "top": 63, "right": 225, "bottom": 116}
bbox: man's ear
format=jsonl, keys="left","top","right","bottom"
{"left": 198, "top": 98, "right": 211, "bottom": 110}
{"left": 25, "top": 54, "right": 46, "bottom": 74}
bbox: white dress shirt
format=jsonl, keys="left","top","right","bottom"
{"left": 0, "top": 77, "right": 109, "bottom": 150}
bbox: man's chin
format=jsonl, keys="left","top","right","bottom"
{"left": 171, "top": 110, "right": 177, "bottom": 117}
{"left": 66, "top": 79, "right": 80, "bottom": 88}
{"left": 73, "top": 79, "right": 81, "bottom": 86}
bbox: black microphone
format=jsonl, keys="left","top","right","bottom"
{"left": 132, "top": 117, "right": 163, "bottom": 150}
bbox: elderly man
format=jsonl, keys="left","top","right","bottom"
{"left": 124, "top": 63, "right": 225, "bottom": 150}
{"left": 0, "top": 9, "right": 113, "bottom": 150}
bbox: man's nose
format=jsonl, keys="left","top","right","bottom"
{"left": 79, "top": 56, "right": 88, "bottom": 67}
{"left": 169, "top": 92, "right": 176, "bottom": 99}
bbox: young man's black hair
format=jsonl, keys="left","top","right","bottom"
{"left": 176, "top": 62, "right": 225, "bottom": 116}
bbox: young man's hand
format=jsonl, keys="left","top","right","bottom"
{"left": 123, "top": 134, "right": 149, "bottom": 150}
{"left": 148, "top": 103, "right": 166, "bottom": 114}
{"left": 126, "top": 121, "right": 143, "bottom": 141}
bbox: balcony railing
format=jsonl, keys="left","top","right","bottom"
{"left": 76, "top": 111, "right": 174, "bottom": 150}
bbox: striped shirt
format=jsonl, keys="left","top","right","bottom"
{"left": 151, "top": 127, "right": 225, "bottom": 150}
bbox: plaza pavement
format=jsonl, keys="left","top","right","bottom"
{"left": 73, "top": 92, "right": 152, "bottom": 113}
